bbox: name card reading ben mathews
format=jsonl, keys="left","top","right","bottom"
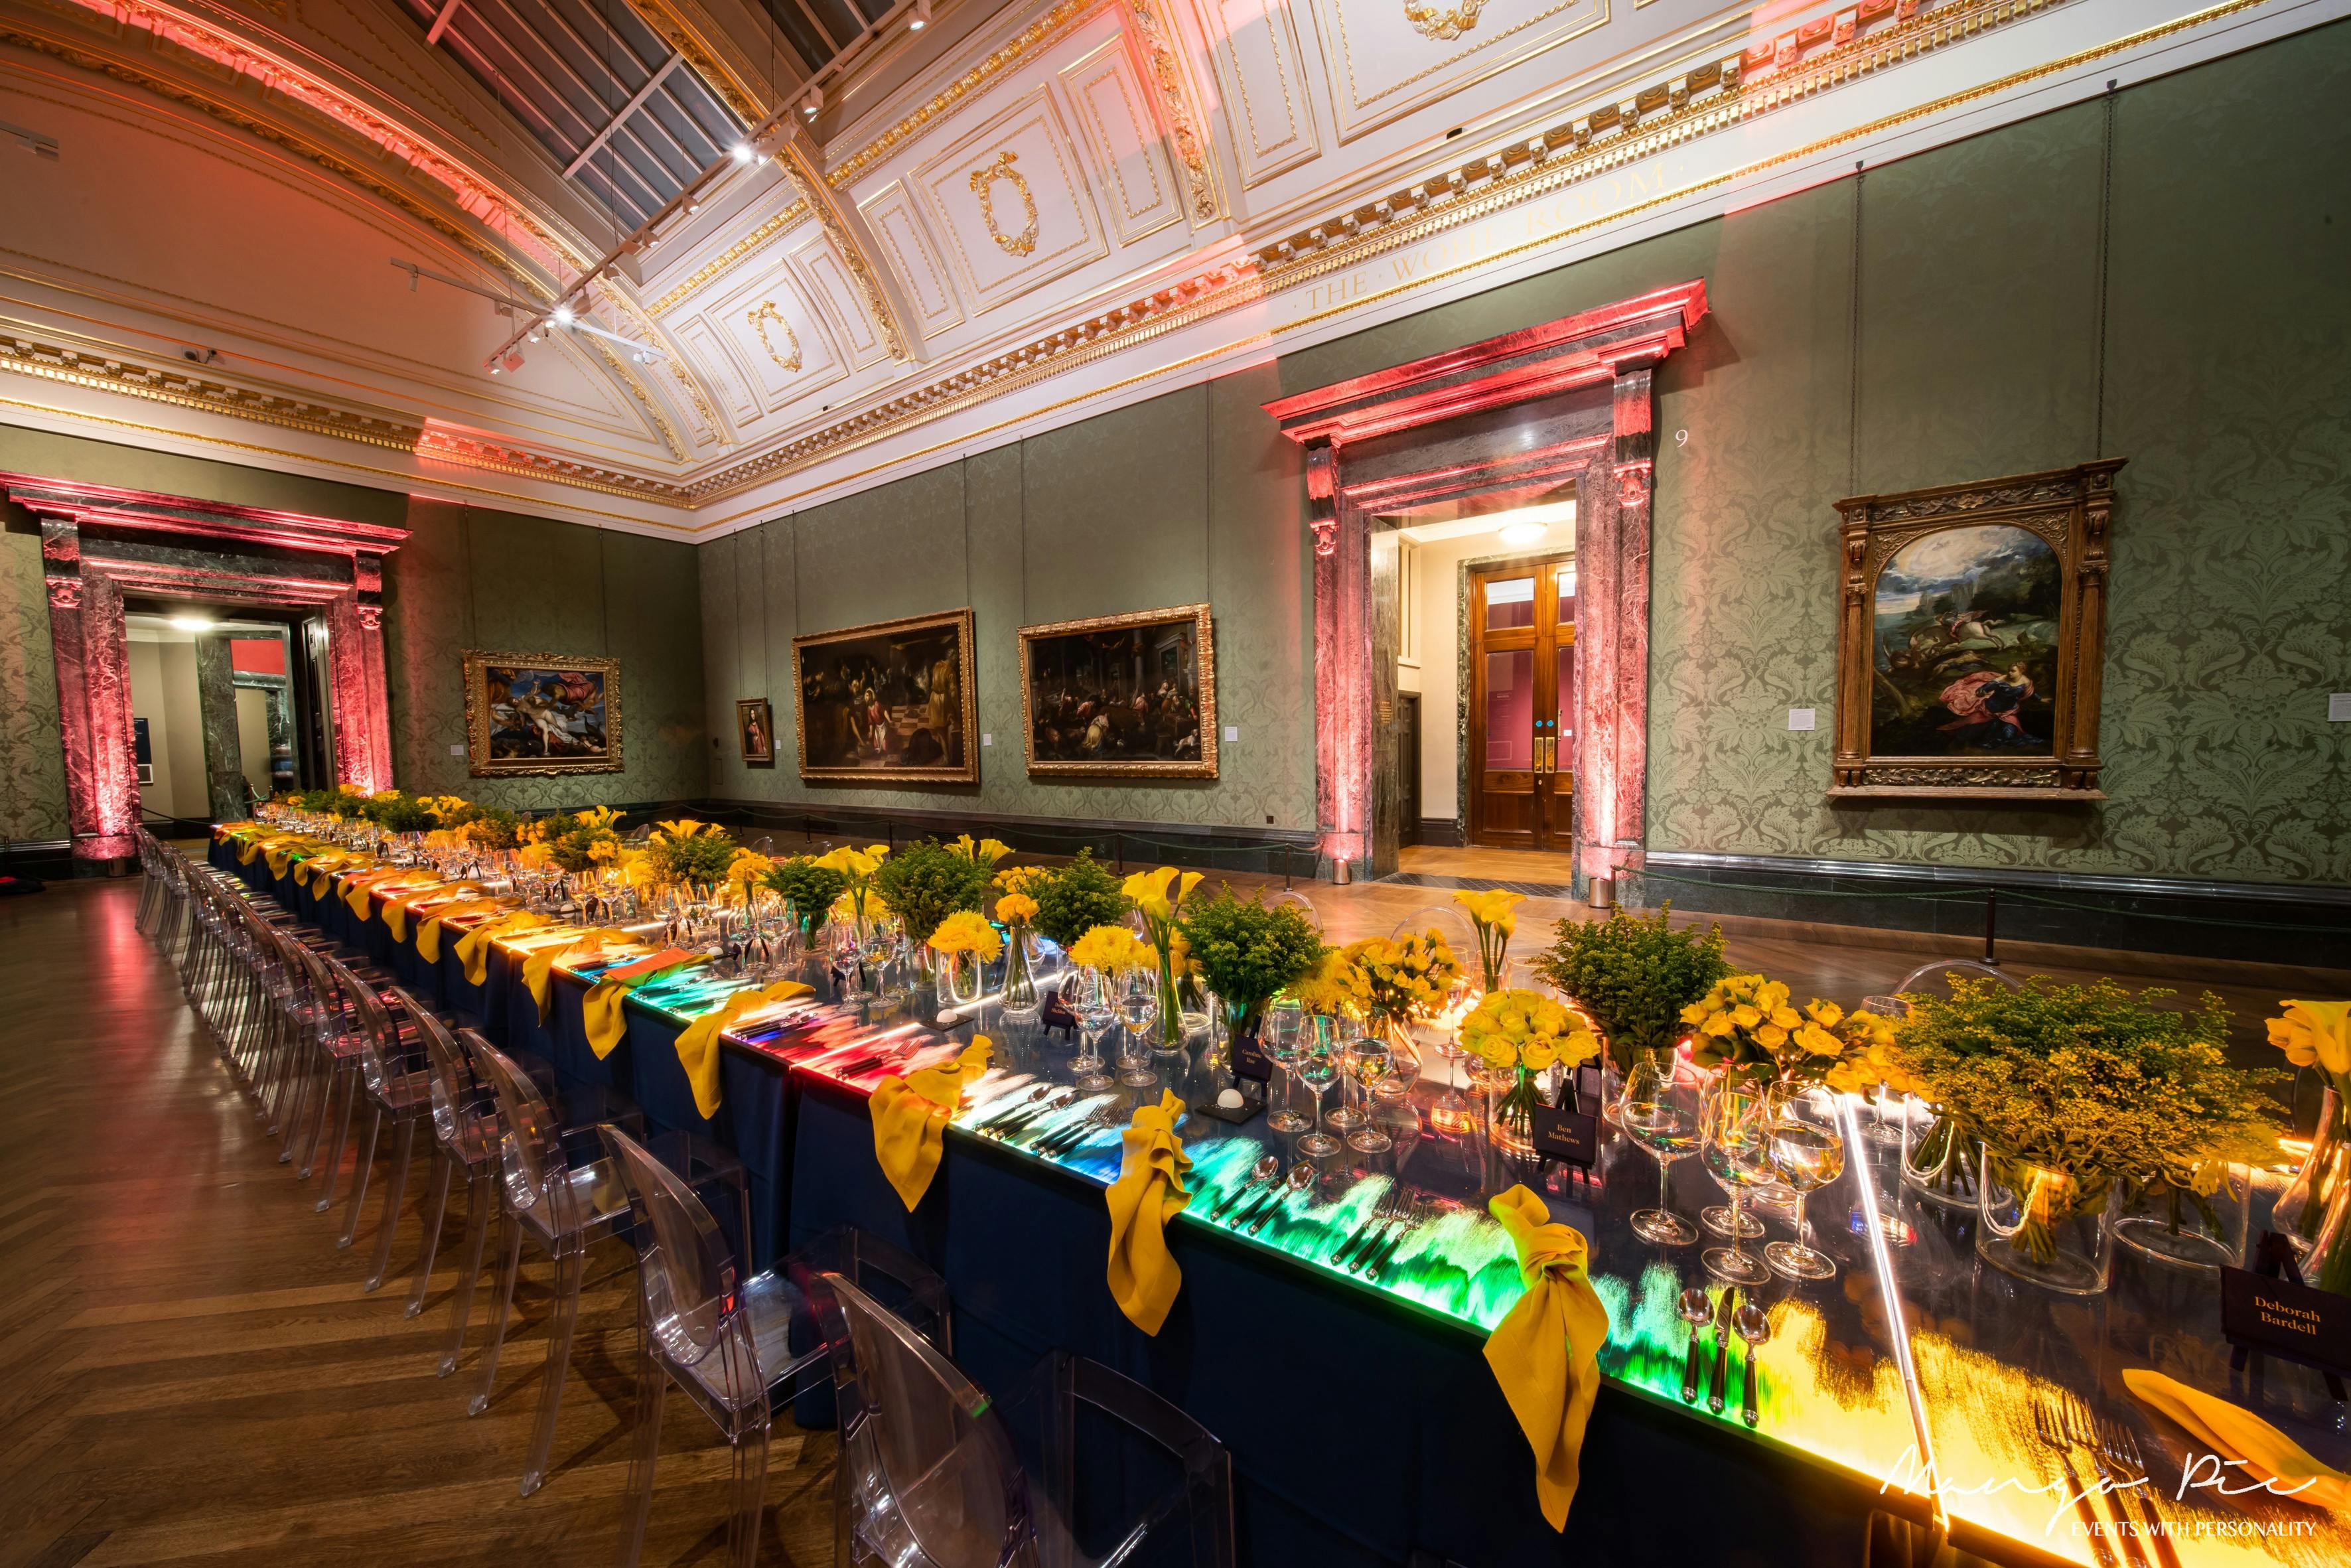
{"left": 2221, "top": 1265, "right": 2351, "bottom": 1374}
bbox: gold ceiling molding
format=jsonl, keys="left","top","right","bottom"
{"left": 413, "top": 427, "right": 695, "bottom": 500}
{"left": 748, "top": 302, "right": 803, "bottom": 371}
{"left": 624, "top": 0, "right": 772, "bottom": 124}
{"left": 826, "top": 0, "right": 1098, "bottom": 190}
{"left": 782, "top": 137, "right": 910, "bottom": 360}
{"left": 646, "top": 200, "right": 810, "bottom": 317}
{"left": 1123, "top": 0, "right": 1220, "bottom": 223}
{"left": 0, "top": 331, "right": 421, "bottom": 450}
{"left": 969, "top": 151, "right": 1042, "bottom": 255}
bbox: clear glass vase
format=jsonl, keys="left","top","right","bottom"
{"left": 1489, "top": 1064, "right": 1541, "bottom": 1159}
{"left": 1902, "top": 1108, "right": 1982, "bottom": 1212}
{"left": 933, "top": 946, "right": 983, "bottom": 1009}
{"left": 999, "top": 928, "right": 1041, "bottom": 1023}
{"left": 1977, "top": 1151, "right": 2117, "bottom": 1295}
{"left": 2115, "top": 1168, "right": 2251, "bottom": 1273}
{"left": 2274, "top": 1086, "right": 2344, "bottom": 1253}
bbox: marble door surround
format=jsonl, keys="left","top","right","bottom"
{"left": 1265, "top": 281, "right": 1709, "bottom": 887}
{"left": 5, "top": 474, "right": 407, "bottom": 868}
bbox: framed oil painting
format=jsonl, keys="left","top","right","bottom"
{"left": 1019, "top": 603, "right": 1218, "bottom": 778}
{"left": 737, "top": 698, "right": 776, "bottom": 766}
{"left": 792, "top": 608, "right": 977, "bottom": 783}
{"left": 1831, "top": 459, "right": 2123, "bottom": 800}
{"left": 463, "top": 650, "right": 622, "bottom": 776}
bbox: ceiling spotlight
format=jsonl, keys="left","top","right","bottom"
{"left": 526, "top": 328, "right": 541, "bottom": 343}
{"left": 801, "top": 86, "right": 822, "bottom": 117}
{"left": 502, "top": 352, "right": 525, "bottom": 374}
{"left": 1497, "top": 518, "right": 1549, "bottom": 547}
{"left": 685, "top": 198, "right": 701, "bottom": 214}
{"left": 731, "top": 141, "right": 754, "bottom": 164}
{"left": 167, "top": 614, "right": 215, "bottom": 632}
{"left": 552, "top": 305, "right": 574, "bottom": 326}
{"left": 908, "top": 0, "right": 929, "bottom": 29}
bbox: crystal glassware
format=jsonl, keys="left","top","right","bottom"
{"left": 1293, "top": 1035, "right": 1342, "bottom": 1159}
{"left": 1322, "top": 1013, "right": 1368, "bottom": 1131}
{"left": 1764, "top": 1088, "right": 1845, "bottom": 1281}
{"left": 1617, "top": 1052, "right": 1703, "bottom": 1246}
{"left": 1068, "top": 969, "right": 1117, "bottom": 1092}
{"left": 1115, "top": 967, "right": 1161, "bottom": 1088}
{"left": 1699, "top": 1081, "right": 1773, "bottom": 1285}
{"left": 1263, "top": 1000, "right": 1312, "bottom": 1134}
{"left": 1344, "top": 1036, "right": 1393, "bottom": 1154}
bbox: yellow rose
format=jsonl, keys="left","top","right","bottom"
{"left": 1522, "top": 1037, "right": 1559, "bottom": 1071}
{"left": 1795, "top": 1022, "right": 1843, "bottom": 1057}
{"left": 1805, "top": 999, "right": 1843, "bottom": 1029}
{"left": 1757, "top": 1023, "right": 1788, "bottom": 1049}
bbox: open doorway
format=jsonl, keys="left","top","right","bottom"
{"left": 123, "top": 607, "right": 321, "bottom": 831}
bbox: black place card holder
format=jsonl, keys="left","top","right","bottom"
{"left": 2221, "top": 1264, "right": 2351, "bottom": 1377}
{"left": 1572, "top": 1063, "right": 1604, "bottom": 1111}
{"left": 1228, "top": 1029, "right": 1272, "bottom": 1083}
{"left": 1039, "top": 990, "right": 1078, "bottom": 1036}
{"left": 1530, "top": 1104, "right": 1599, "bottom": 1169}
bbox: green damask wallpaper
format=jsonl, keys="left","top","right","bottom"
{"left": 1281, "top": 24, "right": 2351, "bottom": 887}
{"left": 383, "top": 500, "right": 709, "bottom": 812}
{"left": 0, "top": 529, "right": 69, "bottom": 845}
{"left": 697, "top": 367, "right": 1317, "bottom": 833}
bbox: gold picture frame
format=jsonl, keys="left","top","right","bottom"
{"left": 737, "top": 697, "right": 776, "bottom": 766}
{"left": 461, "top": 650, "right": 623, "bottom": 777}
{"left": 792, "top": 608, "right": 978, "bottom": 784}
{"left": 1831, "top": 459, "right": 2123, "bottom": 801}
{"left": 1019, "top": 603, "right": 1218, "bottom": 778}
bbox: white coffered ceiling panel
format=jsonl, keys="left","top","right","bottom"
{"left": 1304, "top": 0, "right": 1608, "bottom": 142}
{"left": 1193, "top": 0, "right": 1321, "bottom": 188}
{"left": 914, "top": 86, "right": 1109, "bottom": 313}
{"left": 1058, "top": 37, "right": 1184, "bottom": 244}
{"left": 857, "top": 180, "right": 967, "bottom": 334}
{"left": 794, "top": 234, "right": 892, "bottom": 367}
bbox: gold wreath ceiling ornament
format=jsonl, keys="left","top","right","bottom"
{"left": 1402, "top": 0, "right": 1488, "bottom": 40}
{"left": 747, "top": 301, "right": 802, "bottom": 372}
{"left": 969, "top": 150, "right": 1040, "bottom": 258}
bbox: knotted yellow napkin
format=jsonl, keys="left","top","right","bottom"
{"left": 2124, "top": 1368, "right": 2351, "bottom": 1512}
{"left": 455, "top": 910, "right": 552, "bottom": 987}
{"left": 671, "top": 981, "right": 818, "bottom": 1119}
{"left": 237, "top": 836, "right": 263, "bottom": 865}
{"left": 869, "top": 1037, "right": 993, "bottom": 1211}
{"left": 416, "top": 898, "right": 504, "bottom": 964}
{"left": 1484, "top": 1184, "right": 1610, "bottom": 1530}
{"left": 380, "top": 883, "right": 455, "bottom": 944}
{"left": 1105, "top": 1089, "right": 1194, "bottom": 1336}
{"left": 582, "top": 948, "right": 697, "bottom": 1060}
{"left": 342, "top": 867, "right": 402, "bottom": 920}
{"left": 522, "top": 930, "right": 631, "bottom": 1023}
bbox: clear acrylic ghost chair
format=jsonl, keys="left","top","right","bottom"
{"left": 464, "top": 1032, "right": 634, "bottom": 1497}
{"left": 599, "top": 1126, "right": 950, "bottom": 1568}
{"left": 823, "top": 1275, "right": 1235, "bottom": 1568}
{"left": 323, "top": 956, "right": 435, "bottom": 1278}
{"left": 397, "top": 999, "right": 502, "bottom": 1330}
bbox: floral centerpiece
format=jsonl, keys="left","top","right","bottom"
{"left": 359, "top": 789, "right": 437, "bottom": 835}
{"left": 1176, "top": 892, "right": 1326, "bottom": 1060}
{"left": 459, "top": 806, "right": 522, "bottom": 851}
{"left": 873, "top": 839, "right": 996, "bottom": 949}
{"left": 812, "top": 844, "right": 890, "bottom": 946}
{"left": 1453, "top": 889, "right": 1525, "bottom": 991}
{"left": 2268, "top": 1000, "right": 2351, "bottom": 1292}
{"left": 993, "top": 885, "right": 1044, "bottom": 1018}
{"left": 1532, "top": 908, "right": 1729, "bottom": 1077}
{"left": 530, "top": 806, "right": 624, "bottom": 875}
{"left": 1680, "top": 976, "right": 1904, "bottom": 1095}
{"left": 1068, "top": 923, "right": 1151, "bottom": 975}
{"left": 640, "top": 818, "right": 743, "bottom": 893}
{"left": 927, "top": 908, "right": 1005, "bottom": 1007}
{"left": 1888, "top": 977, "right": 2279, "bottom": 1293}
{"left": 1334, "top": 930, "right": 1460, "bottom": 1102}
{"left": 1027, "top": 851, "right": 1131, "bottom": 949}
{"left": 760, "top": 855, "right": 850, "bottom": 932}
{"left": 1124, "top": 867, "right": 1204, "bottom": 1051}
{"left": 1463, "top": 987, "right": 1603, "bottom": 1146}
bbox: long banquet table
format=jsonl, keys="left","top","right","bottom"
{"left": 211, "top": 824, "right": 2351, "bottom": 1568}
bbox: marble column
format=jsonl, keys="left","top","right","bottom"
{"left": 38, "top": 516, "right": 139, "bottom": 866}
{"left": 1306, "top": 441, "right": 1373, "bottom": 879}
{"left": 324, "top": 578, "right": 393, "bottom": 792}
{"left": 192, "top": 634, "right": 248, "bottom": 821}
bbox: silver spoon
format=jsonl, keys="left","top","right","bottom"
{"left": 1248, "top": 1163, "right": 1317, "bottom": 1234}
{"left": 1677, "top": 1288, "right": 1711, "bottom": 1404}
{"left": 1733, "top": 1301, "right": 1770, "bottom": 1427}
{"left": 1210, "top": 1155, "right": 1281, "bottom": 1221}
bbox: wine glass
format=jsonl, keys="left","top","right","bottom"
{"left": 1344, "top": 1036, "right": 1393, "bottom": 1154}
{"left": 1700, "top": 1082, "right": 1774, "bottom": 1285}
{"left": 1293, "top": 1034, "right": 1342, "bottom": 1158}
{"left": 1115, "top": 967, "right": 1161, "bottom": 1088}
{"left": 1068, "top": 968, "right": 1117, "bottom": 1092}
{"left": 1764, "top": 1088, "right": 1846, "bottom": 1281}
{"left": 1616, "top": 1053, "right": 1703, "bottom": 1246}
{"left": 1322, "top": 1011, "right": 1368, "bottom": 1132}
{"left": 1263, "top": 1000, "right": 1313, "bottom": 1134}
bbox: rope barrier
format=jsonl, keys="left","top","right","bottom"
{"left": 1632, "top": 867, "right": 2351, "bottom": 937}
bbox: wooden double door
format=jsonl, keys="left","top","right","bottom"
{"left": 1467, "top": 555, "right": 1575, "bottom": 851}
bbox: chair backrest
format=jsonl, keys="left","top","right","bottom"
{"left": 821, "top": 1273, "right": 1031, "bottom": 1568}
{"left": 389, "top": 987, "right": 475, "bottom": 1147}
{"left": 1894, "top": 957, "right": 2022, "bottom": 997}
{"left": 323, "top": 955, "right": 404, "bottom": 1094}
{"left": 599, "top": 1125, "right": 746, "bottom": 1374}
{"left": 1031, "top": 1354, "right": 1234, "bottom": 1568}
{"left": 462, "top": 1029, "right": 577, "bottom": 1229}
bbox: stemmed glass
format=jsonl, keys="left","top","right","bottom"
{"left": 1263, "top": 1001, "right": 1313, "bottom": 1134}
{"left": 1115, "top": 968, "right": 1161, "bottom": 1088}
{"left": 1344, "top": 1036, "right": 1393, "bottom": 1154}
{"left": 1068, "top": 968, "right": 1117, "bottom": 1092}
{"left": 1699, "top": 1082, "right": 1774, "bottom": 1285}
{"left": 1322, "top": 1010, "right": 1368, "bottom": 1131}
{"left": 1617, "top": 1052, "right": 1704, "bottom": 1246}
{"left": 1293, "top": 1033, "right": 1342, "bottom": 1158}
{"left": 1764, "top": 1087, "right": 1846, "bottom": 1281}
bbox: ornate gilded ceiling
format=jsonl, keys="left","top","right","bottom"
{"left": 0, "top": 0, "right": 2325, "bottom": 534}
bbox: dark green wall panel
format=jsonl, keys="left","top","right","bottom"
{"left": 0, "top": 529, "right": 68, "bottom": 843}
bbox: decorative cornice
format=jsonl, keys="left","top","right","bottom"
{"left": 827, "top": 0, "right": 1098, "bottom": 190}
{"left": 413, "top": 426, "right": 694, "bottom": 500}
{"left": 1123, "top": 0, "right": 1219, "bottom": 224}
{"left": 646, "top": 200, "right": 811, "bottom": 317}
{"left": 0, "top": 332, "right": 421, "bottom": 449}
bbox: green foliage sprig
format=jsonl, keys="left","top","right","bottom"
{"left": 360, "top": 790, "right": 437, "bottom": 834}
{"left": 762, "top": 856, "right": 849, "bottom": 924}
{"left": 462, "top": 806, "right": 522, "bottom": 850}
{"left": 1177, "top": 892, "right": 1326, "bottom": 1017}
{"left": 872, "top": 839, "right": 995, "bottom": 946}
{"left": 1533, "top": 906, "right": 1729, "bottom": 1055}
{"left": 642, "top": 821, "right": 741, "bottom": 889}
{"left": 1029, "top": 849, "right": 1132, "bottom": 949}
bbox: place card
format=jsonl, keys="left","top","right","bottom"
{"left": 1530, "top": 1104, "right": 1598, "bottom": 1169}
{"left": 1228, "top": 1029, "right": 1271, "bottom": 1083}
{"left": 2222, "top": 1265, "right": 2351, "bottom": 1375}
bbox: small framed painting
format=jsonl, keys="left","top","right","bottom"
{"left": 1831, "top": 459, "right": 2123, "bottom": 800}
{"left": 792, "top": 608, "right": 977, "bottom": 783}
{"left": 462, "top": 650, "right": 622, "bottom": 776}
{"left": 737, "top": 698, "right": 776, "bottom": 766}
{"left": 1019, "top": 603, "right": 1217, "bottom": 778}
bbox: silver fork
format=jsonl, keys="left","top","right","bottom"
{"left": 2092, "top": 1408, "right": 2181, "bottom": 1568}
{"left": 2059, "top": 1392, "right": 2149, "bottom": 1568}
{"left": 1365, "top": 1196, "right": 1433, "bottom": 1281}
{"left": 2032, "top": 1397, "right": 2119, "bottom": 1568}
{"left": 1349, "top": 1190, "right": 1416, "bottom": 1273}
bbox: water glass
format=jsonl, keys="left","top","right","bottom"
{"left": 1617, "top": 1053, "right": 1703, "bottom": 1246}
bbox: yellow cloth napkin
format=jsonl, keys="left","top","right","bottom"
{"left": 1104, "top": 1089, "right": 1194, "bottom": 1336}
{"left": 340, "top": 867, "right": 401, "bottom": 920}
{"left": 581, "top": 948, "right": 698, "bottom": 1060}
{"left": 670, "top": 981, "right": 819, "bottom": 1119}
{"left": 2123, "top": 1368, "right": 2351, "bottom": 1512}
{"left": 417, "top": 899, "right": 503, "bottom": 964}
{"left": 1484, "top": 1184, "right": 1610, "bottom": 1530}
{"left": 869, "top": 1037, "right": 993, "bottom": 1211}
{"left": 455, "top": 910, "right": 552, "bottom": 987}
{"left": 522, "top": 930, "right": 631, "bottom": 1023}
{"left": 238, "top": 837, "right": 262, "bottom": 865}
{"left": 379, "top": 883, "right": 455, "bottom": 944}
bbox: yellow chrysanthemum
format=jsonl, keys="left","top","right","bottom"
{"left": 995, "top": 891, "right": 1040, "bottom": 926}
{"left": 928, "top": 910, "right": 1004, "bottom": 962}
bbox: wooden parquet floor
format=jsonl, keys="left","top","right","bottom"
{"left": 0, "top": 879, "right": 839, "bottom": 1568}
